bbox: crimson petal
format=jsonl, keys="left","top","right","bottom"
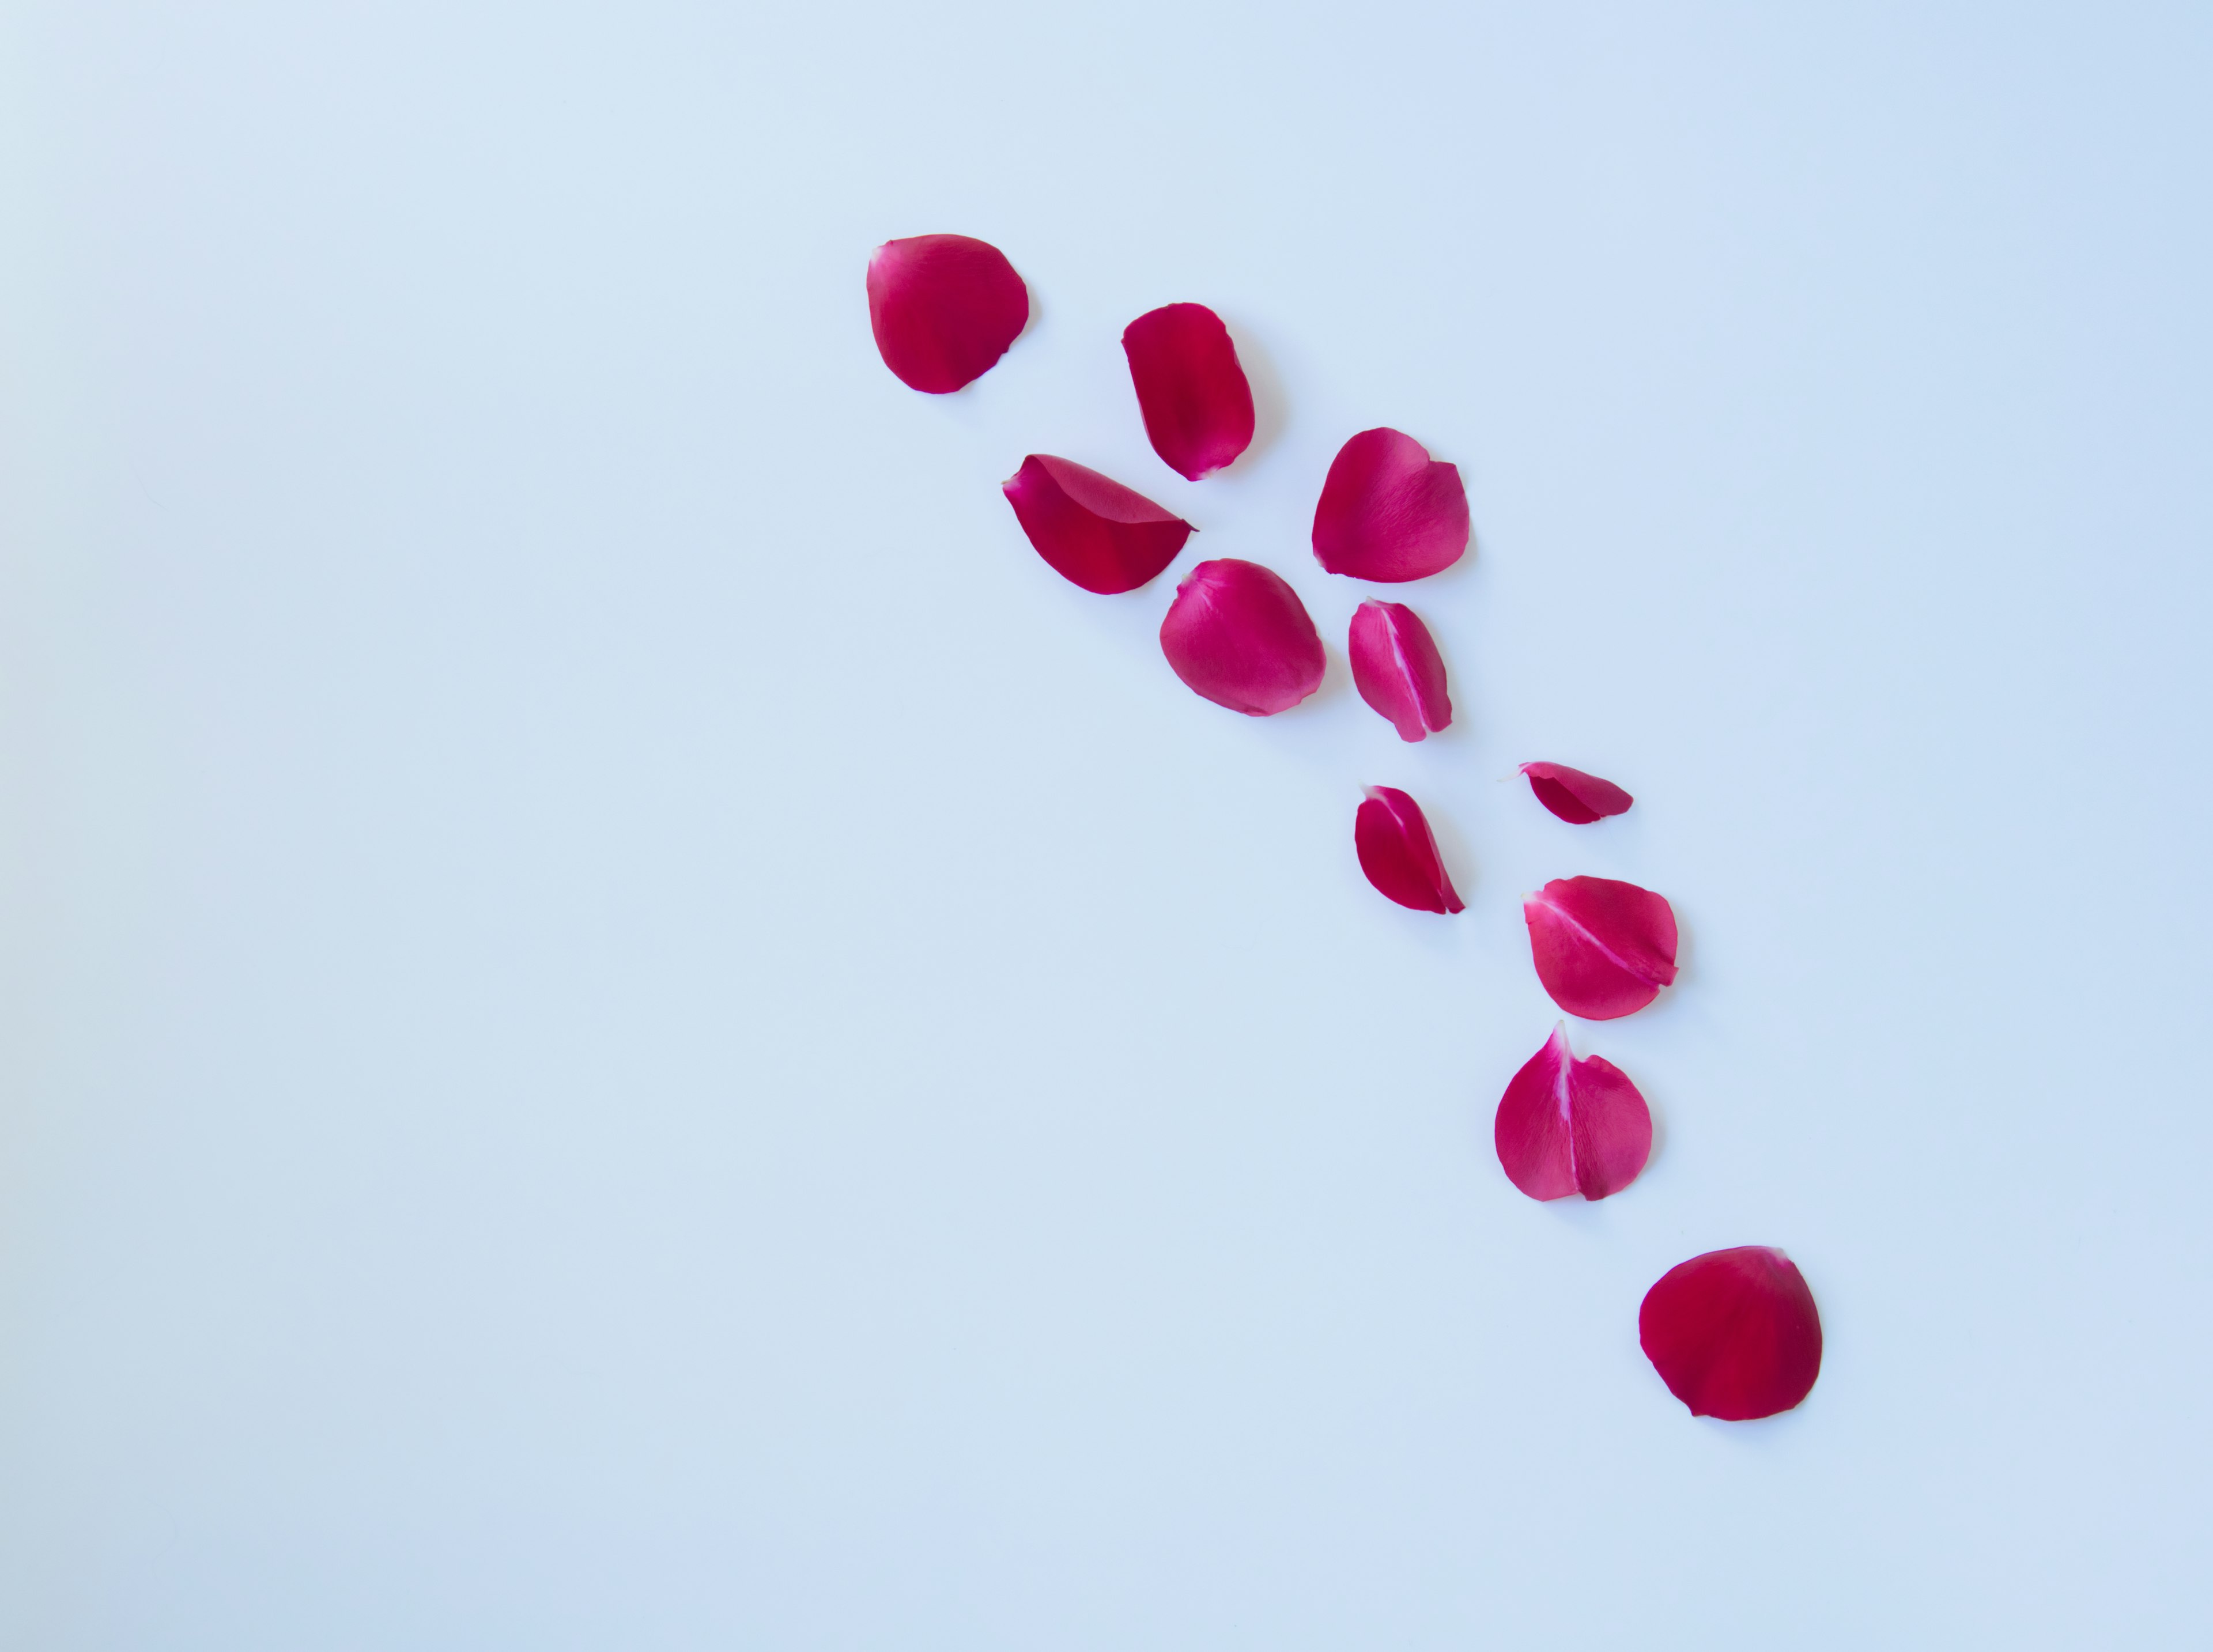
{"left": 1003, "top": 456, "right": 1193, "bottom": 594}
{"left": 1311, "top": 428, "right": 1470, "bottom": 582}
{"left": 1493, "top": 1023, "right": 1652, "bottom": 1201}
{"left": 1122, "top": 304, "right": 1256, "bottom": 481}
{"left": 1640, "top": 1247, "right": 1823, "bottom": 1421}
{"left": 1521, "top": 762, "right": 1634, "bottom": 823}
{"left": 1158, "top": 560, "right": 1324, "bottom": 715}
{"left": 1523, "top": 876, "right": 1678, "bottom": 1019}
{"left": 1355, "top": 787, "right": 1464, "bottom": 914}
{"left": 866, "top": 234, "right": 1029, "bottom": 394}
{"left": 1348, "top": 600, "right": 1452, "bottom": 742}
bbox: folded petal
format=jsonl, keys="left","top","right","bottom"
{"left": 1493, "top": 1023, "right": 1652, "bottom": 1201}
{"left": 1521, "top": 762, "right": 1634, "bottom": 823}
{"left": 1311, "top": 428, "right": 1470, "bottom": 582}
{"left": 1640, "top": 1247, "right": 1823, "bottom": 1421}
{"left": 867, "top": 234, "right": 1029, "bottom": 394}
{"left": 1158, "top": 559, "right": 1324, "bottom": 715}
{"left": 1349, "top": 600, "right": 1452, "bottom": 741}
{"left": 1355, "top": 786, "right": 1464, "bottom": 914}
{"left": 1003, "top": 456, "right": 1193, "bottom": 594}
{"left": 1523, "top": 876, "right": 1678, "bottom": 1019}
{"left": 1122, "top": 304, "right": 1256, "bottom": 481}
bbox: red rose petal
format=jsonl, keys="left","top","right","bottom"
{"left": 1122, "top": 304, "right": 1256, "bottom": 481}
{"left": 1493, "top": 1023, "right": 1652, "bottom": 1201}
{"left": 1158, "top": 559, "right": 1324, "bottom": 715}
{"left": 1311, "top": 428, "right": 1470, "bottom": 582}
{"left": 1521, "top": 762, "right": 1634, "bottom": 824}
{"left": 1640, "top": 1247, "right": 1823, "bottom": 1421}
{"left": 1002, "top": 456, "right": 1194, "bottom": 594}
{"left": 1348, "top": 600, "right": 1452, "bottom": 742}
{"left": 1523, "top": 876, "right": 1678, "bottom": 1019}
{"left": 866, "top": 234, "right": 1029, "bottom": 394}
{"left": 1354, "top": 786, "right": 1464, "bottom": 914}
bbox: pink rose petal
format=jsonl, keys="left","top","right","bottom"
{"left": 1122, "top": 304, "right": 1256, "bottom": 481}
{"left": 1003, "top": 455, "right": 1194, "bottom": 594}
{"left": 1348, "top": 600, "right": 1452, "bottom": 742}
{"left": 1158, "top": 559, "right": 1324, "bottom": 716}
{"left": 1493, "top": 1023, "right": 1652, "bottom": 1201}
{"left": 1640, "top": 1247, "right": 1823, "bottom": 1421}
{"left": 1355, "top": 786, "right": 1464, "bottom": 914}
{"left": 1311, "top": 428, "right": 1470, "bottom": 582}
{"left": 1523, "top": 876, "right": 1678, "bottom": 1019}
{"left": 866, "top": 234, "right": 1029, "bottom": 394}
{"left": 1521, "top": 762, "right": 1634, "bottom": 824}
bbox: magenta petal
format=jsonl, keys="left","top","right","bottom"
{"left": 1640, "top": 1247, "right": 1823, "bottom": 1421}
{"left": 867, "top": 234, "right": 1029, "bottom": 394}
{"left": 1311, "top": 428, "right": 1470, "bottom": 582}
{"left": 1348, "top": 600, "right": 1452, "bottom": 741}
{"left": 1158, "top": 559, "right": 1324, "bottom": 715}
{"left": 1354, "top": 786, "right": 1464, "bottom": 914}
{"left": 1521, "top": 762, "right": 1634, "bottom": 824}
{"left": 1123, "top": 304, "right": 1256, "bottom": 481}
{"left": 1003, "top": 456, "right": 1193, "bottom": 594}
{"left": 1523, "top": 876, "right": 1678, "bottom": 1019}
{"left": 1493, "top": 1023, "right": 1652, "bottom": 1201}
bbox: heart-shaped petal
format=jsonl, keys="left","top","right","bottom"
{"left": 1523, "top": 876, "right": 1678, "bottom": 1019}
{"left": 1003, "top": 456, "right": 1194, "bottom": 594}
{"left": 1122, "top": 303, "right": 1255, "bottom": 481}
{"left": 1640, "top": 1247, "right": 1823, "bottom": 1421}
{"left": 1493, "top": 1023, "right": 1652, "bottom": 1201}
{"left": 866, "top": 234, "right": 1029, "bottom": 394}
{"left": 1349, "top": 600, "right": 1452, "bottom": 741}
{"left": 1355, "top": 786, "right": 1464, "bottom": 914}
{"left": 1521, "top": 762, "right": 1634, "bottom": 823}
{"left": 1311, "top": 428, "right": 1470, "bottom": 582}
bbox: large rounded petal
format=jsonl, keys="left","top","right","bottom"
{"left": 866, "top": 234, "right": 1029, "bottom": 394}
{"left": 1158, "top": 560, "right": 1324, "bottom": 716}
{"left": 1640, "top": 1247, "right": 1823, "bottom": 1421}
{"left": 1121, "top": 303, "right": 1256, "bottom": 481}
{"left": 1311, "top": 428, "right": 1470, "bottom": 581}
{"left": 1348, "top": 600, "right": 1452, "bottom": 741}
{"left": 1521, "top": 762, "right": 1634, "bottom": 823}
{"left": 1003, "top": 455, "right": 1193, "bottom": 594}
{"left": 1523, "top": 876, "right": 1678, "bottom": 1019}
{"left": 1354, "top": 786, "right": 1464, "bottom": 914}
{"left": 1493, "top": 1023, "right": 1652, "bottom": 1201}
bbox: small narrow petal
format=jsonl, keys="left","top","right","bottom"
{"left": 1523, "top": 876, "right": 1678, "bottom": 1019}
{"left": 1158, "top": 560, "right": 1323, "bottom": 715}
{"left": 866, "top": 234, "right": 1029, "bottom": 394}
{"left": 1311, "top": 428, "right": 1470, "bottom": 582}
{"left": 1354, "top": 786, "right": 1464, "bottom": 914}
{"left": 1348, "top": 600, "right": 1452, "bottom": 742}
{"left": 1494, "top": 1023, "right": 1652, "bottom": 1201}
{"left": 1122, "top": 304, "right": 1256, "bottom": 481}
{"left": 1640, "top": 1247, "right": 1823, "bottom": 1421}
{"left": 1003, "top": 456, "right": 1192, "bottom": 594}
{"left": 1521, "top": 762, "right": 1634, "bottom": 823}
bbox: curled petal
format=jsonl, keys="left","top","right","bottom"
{"left": 1158, "top": 560, "right": 1324, "bottom": 716}
{"left": 1003, "top": 456, "right": 1193, "bottom": 594}
{"left": 866, "top": 234, "right": 1029, "bottom": 394}
{"left": 1355, "top": 786, "right": 1464, "bottom": 914}
{"left": 1494, "top": 1023, "right": 1652, "bottom": 1201}
{"left": 1523, "top": 876, "right": 1678, "bottom": 1019}
{"left": 1349, "top": 600, "right": 1452, "bottom": 742}
{"left": 1521, "top": 762, "right": 1634, "bottom": 823}
{"left": 1640, "top": 1247, "right": 1823, "bottom": 1421}
{"left": 1311, "top": 428, "right": 1470, "bottom": 582}
{"left": 1123, "top": 304, "right": 1256, "bottom": 481}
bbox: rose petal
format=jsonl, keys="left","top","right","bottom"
{"left": 1523, "top": 876, "right": 1678, "bottom": 1019}
{"left": 866, "top": 234, "right": 1029, "bottom": 394}
{"left": 1002, "top": 456, "right": 1194, "bottom": 594}
{"left": 1355, "top": 786, "right": 1464, "bottom": 914}
{"left": 1311, "top": 428, "right": 1470, "bottom": 582}
{"left": 1158, "top": 559, "right": 1324, "bottom": 716}
{"left": 1348, "top": 600, "right": 1452, "bottom": 742}
{"left": 1493, "top": 1023, "right": 1652, "bottom": 1201}
{"left": 1520, "top": 762, "right": 1634, "bottom": 824}
{"left": 1640, "top": 1247, "right": 1823, "bottom": 1421}
{"left": 1122, "top": 304, "right": 1256, "bottom": 481}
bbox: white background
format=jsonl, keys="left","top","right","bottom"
{"left": 3, "top": 2, "right": 2210, "bottom": 1646}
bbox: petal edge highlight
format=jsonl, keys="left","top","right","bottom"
{"left": 1522, "top": 876, "right": 1678, "bottom": 1019}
